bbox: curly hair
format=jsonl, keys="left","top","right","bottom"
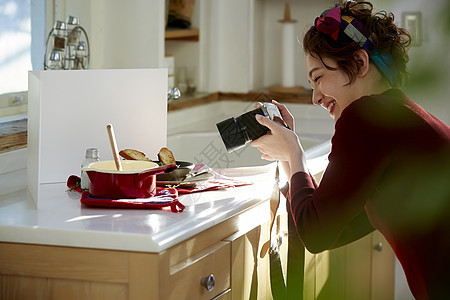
{"left": 303, "top": 1, "right": 411, "bottom": 87}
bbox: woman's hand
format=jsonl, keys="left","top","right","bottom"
{"left": 271, "top": 100, "right": 295, "bottom": 131}
{"left": 255, "top": 100, "right": 295, "bottom": 130}
{"left": 250, "top": 113, "right": 308, "bottom": 176}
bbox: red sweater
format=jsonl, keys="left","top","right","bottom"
{"left": 289, "top": 89, "right": 450, "bottom": 299}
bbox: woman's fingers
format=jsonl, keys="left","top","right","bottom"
{"left": 255, "top": 114, "right": 279, "bottom": 130}
{"left": 271, "top": 100, "right": 294, "bottom": 129}
{"left": 253, "top": 100, "right": 294, "bottom": 130}
{"left": 260, "top": 153, "right": 275, "bottom": 161}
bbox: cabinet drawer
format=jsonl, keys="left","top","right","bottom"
{"left": 164, "top": 241, "right": 231, "bottom": 300}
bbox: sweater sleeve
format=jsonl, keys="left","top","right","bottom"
{"left": 289, "top": 100, "right": 388, "bottom": 253}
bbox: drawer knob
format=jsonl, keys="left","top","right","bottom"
{"left": 200, "top": 274, "right": 215, "bottom": 291}
{"left": 374, "top": 242, "right": 383, "bottom": 252}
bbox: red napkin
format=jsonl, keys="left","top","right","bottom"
{"left": 156, "top": 163, "right": 253, "bottom": 194}
{"left": 175, "top": 178, "right": 252, "bottom": 194}
{"left": 67, "top": 175, "right": 185, "bottom": 213}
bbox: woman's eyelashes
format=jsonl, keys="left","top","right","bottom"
{"left": 309, "top": 75, "right": 322, "bottom": 90}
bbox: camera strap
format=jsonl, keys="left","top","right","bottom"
{"left": 268, "top": 162, "right": 286, "bottom": 299}
{"left": 266, "top": 162, "right": 304, "bottom": 300}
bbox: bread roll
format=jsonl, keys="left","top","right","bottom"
{"left": 158, "top": 147, "right": 176, "bottom": 165}
{"left": 119, "top": 149, "right": 151, "bottom": 161}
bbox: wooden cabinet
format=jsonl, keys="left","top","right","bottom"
{"left": 304, "top": 231, "right": 395, "bottom": 300}
{"left": 0, "top": 175, "right": 395, "bottom": 300}
{"left": 0, "top": 212, "right": 394, "bottom": 300}
{"left": 303, "top": 172, "right": 396, "bottom": 300}
{"left": 0, "top": 224, "right": 395, "bottom": 300}
{"left": 161, "top": 241, "right": 231, "bottom": 299}
{"left": 0, "top": 205, "right": 272, "bottom": 300}
{"left": 226, "top": 223, "right": 271, "bottom": 299}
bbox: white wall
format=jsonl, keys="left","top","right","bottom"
{"left": 62, "top": 0, "right": 165, "bottom": 69}
{"left": 29, "top": 0, "right": 450, "bottom": 123}
{"left": 261, "top": 0, "right": 450, "bottom": 124}
{"left": 375, "top": 0, "right": 450, "bottom": 124}
{"left": 45, "top": 0, "right": 450, "bottom": 127}
{"left": 262, "top": 0, "right": 333, "bottom": 90}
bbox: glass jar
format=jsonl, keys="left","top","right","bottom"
{"left": 66, "top": 16, "right": 80, "bottom": 69}
{"left": 47, "top": 49, "right": 64, "bottom": 70}
{"left": 74, "top": 41, "right": 87, "bottom": 70}
{"left": 81, "top": 148, "right": 100, "bottom": 191}
{"left": 52, "top": 21, "right": 67, "bottom": 51}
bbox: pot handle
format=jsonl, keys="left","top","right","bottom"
{"left": 135, "top": 164, "right": 178, "bottom": 188}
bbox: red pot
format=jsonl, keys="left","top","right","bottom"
{"left": 83, "top": 160, "right": 177, "bottom": 199}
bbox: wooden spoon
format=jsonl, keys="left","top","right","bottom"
{"left": 106, "top": 124, "right": 122, "bottom": 171}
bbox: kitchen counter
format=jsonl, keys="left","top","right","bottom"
{"left": 0, "top": 167, "right": 279, "bottom": 253}
{"left": 0, "top": 131, "right": 330, "bottom": 253}
{"left": 0, "top": 166, "right": 286, "bottom": 299}
{"left": 0, "top": 146, "right": 331, "bottom": 299}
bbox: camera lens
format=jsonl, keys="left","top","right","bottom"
{"left": 236, "top": 108, "right": 269, "bottom": 141}
{"left": 216, "top": 118, "right": 247, "bottom": 153}
{"left": 216, "top": 107, "right": 270, "bottom": 153}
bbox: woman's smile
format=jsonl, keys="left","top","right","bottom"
{"left": 324, "top": 99, "right": 337, "bottom": 116}
{"left": 306, "top": 53, "right": 363, "bottom": 122}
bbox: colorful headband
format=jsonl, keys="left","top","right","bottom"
{"left": 315, "top": 6, "right": 398, "bottom": 86}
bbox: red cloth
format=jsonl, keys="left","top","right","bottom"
{"left": 67, "top": 175, "right": 185, "bottom": 212}
{"left": 156, "top": 166, "right": 253, "bottom": 194}
{"left": 289, "top": 89, "right": 450, "bottom": 299}
{"left": 173, "top": 178, "right": 252, "bottom": 194}
{"left": 67, "top": 171, "right": 251, "bottom": 212}
{"left": 79, "top": 188, "right": 185, "bottom": 213}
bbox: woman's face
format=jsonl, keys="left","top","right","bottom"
{"left": 306, "top": 52, "right": 360, "bottom": 122}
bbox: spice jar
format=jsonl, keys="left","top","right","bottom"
{"left": 52, "top": 21, "right": 67, "bottom": 51}
{"left": 74, "top": 41, "right": 87, "bottom": 70}
{"left": 47, "top": 49, "right": 64, "bottom": 70}
{"left": 81, "top": 148, "right": 100, "bottom": 191}
{"left": 65, "top": 16, "right": 80, "bottom": 69}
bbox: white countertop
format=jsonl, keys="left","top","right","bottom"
{"left": 0, "top": 142, "right": 330, "bottom": 254}
{"left": 0, "top": 167, "right": 277, "bottom": 253}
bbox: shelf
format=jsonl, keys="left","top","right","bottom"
{"left": 165, "top": 28, "right": 199, "bottom": 41}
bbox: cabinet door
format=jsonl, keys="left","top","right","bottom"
{"left": 0, "top": 242, "right": 146, "bottom": 300}
{"left": 370, "top": 231, "right": 395, "bottom": 300}
{"left": 229, "top": 223, "right": 272, "bottom": 300}
{"left": 304, "top": 231, "right": 395, "bottom": 300}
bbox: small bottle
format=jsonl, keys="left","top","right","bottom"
{"left": 81, "top": 148, "right": 100, "bottom": 191}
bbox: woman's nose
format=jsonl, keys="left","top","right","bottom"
{"left": 312, "top": 88, "right": 323, "bottom": 106}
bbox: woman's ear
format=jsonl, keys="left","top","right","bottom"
{"left": 354, "top": 49, "right": 370, "bottom": 77}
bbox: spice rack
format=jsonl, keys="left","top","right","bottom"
{"left": 44, "top": 16, "right": 90, "bottom": 70}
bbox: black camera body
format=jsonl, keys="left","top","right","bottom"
{"left": 216, "top": 103, "right": 283, "bottom": 153}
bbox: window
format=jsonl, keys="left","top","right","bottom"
{"left": 0, "top": 0, "right": 32, "bottom": 94}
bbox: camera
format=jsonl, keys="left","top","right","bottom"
{"left": 216, "top": 102, "right": 283, "bottom": 153}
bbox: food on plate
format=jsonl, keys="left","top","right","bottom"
{"left": 158, "top": 147, "right": 176, "bottom": 165}
{"left": 119, "top": 149, "right": 151, "bottom": 161}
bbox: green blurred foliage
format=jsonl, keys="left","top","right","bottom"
{"left": 403, "top": 0, "right": 450, "bottom": 94}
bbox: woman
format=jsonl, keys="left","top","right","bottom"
{"left": 250, "top": 1, "right": 450, "bottom": 299}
